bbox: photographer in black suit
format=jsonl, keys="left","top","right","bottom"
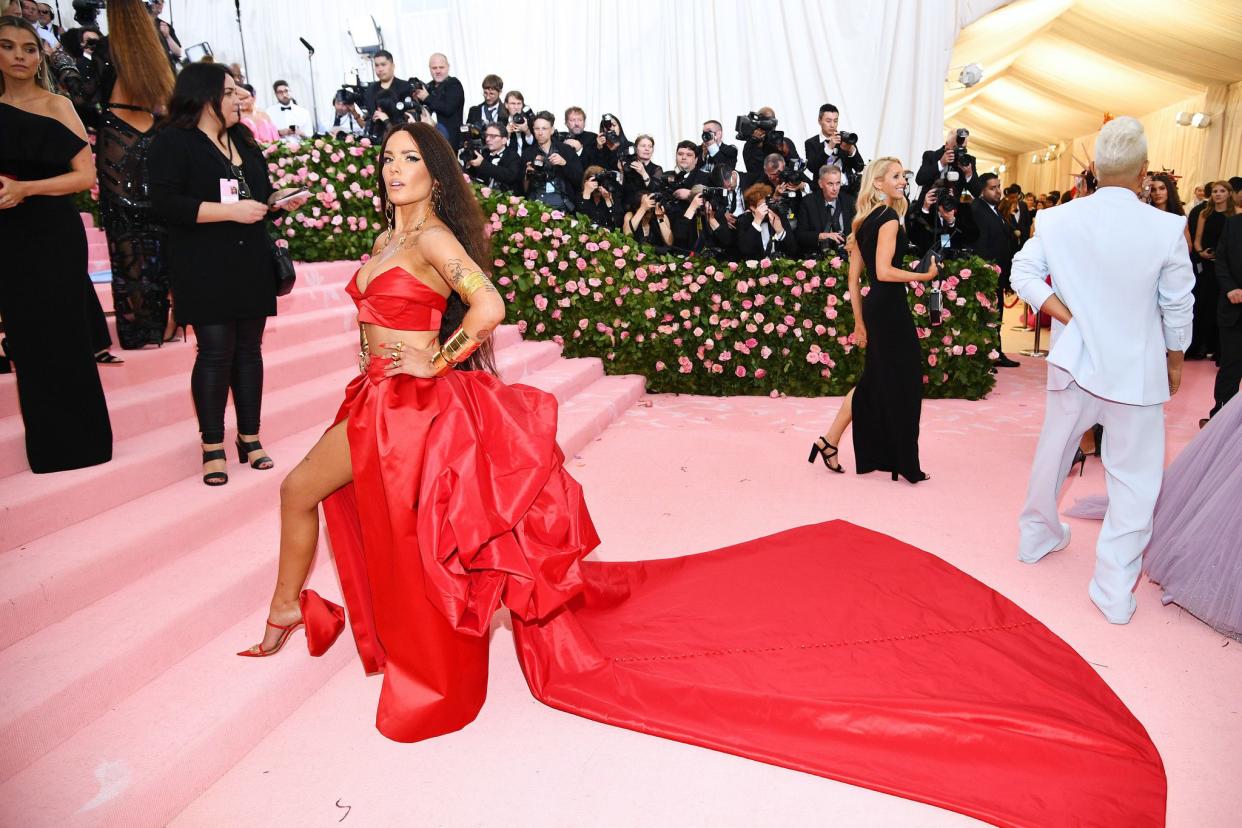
{"left": 361, "top": 51, "right": 415, "bottom": 140}
{"left": 620, "top": 134, "right": 663, "bottom": 207}
{"left": 970, "top": 173, "right": 1019, "bottom": 368}
{"left": 697, "top": 120, "right": 738, "bottom": 180}
{"left": 503, "top": 90, "right": 535, "bottom": 156}
{"left": 578, "top": 165, "right": 624, "bottom": 230}
{"left": 522, "top": 111, "right": 582, "bottom": 211}
{"left": 464, "top": 122, "right": 522, "bottom": 193}
{"left": 560, "top": 106, "right": 596, "bottom": 163}
{"left": 466, "top": 74, "right": 504, "bottom": 126}
{"left": 739, "top": 107, "right": 800, "bottom": 175}
{"left": 906, "top": 184, "right": 978, "bottom": 257}
{"left": 803, "top": 104, "right": 864, "bottom": 193}
{"left": 736, "top": 182, "right": 797, "bottom": 259}
{"left": 796, "top": 165, "right": 856, "bottom": 257}
{"left": 742, "top": 153, "right": 811, "bottom": 237}
{"left": 667, "top": 141, "right": 710, "bottom": 251}
{"left": 590, "top": 112, "right": 630, "bottom": 171}
{"left": 915, "top": 127, "right": 979, "bottom": 205}
{"left": 413, "top": 53, "right": 465, "bottom": 149}
{"left": 1005, "top": 183, "right": 1032, "bottom": 247}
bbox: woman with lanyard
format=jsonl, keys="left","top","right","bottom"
{"left": 149, "top": 63, "right": 308, "bottom": 486}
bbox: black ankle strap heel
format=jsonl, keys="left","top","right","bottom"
{"left": 202, "top": 448, "right": 228, "bottom": 486}
{"left": 236, "top": 438, "right": 274, "bottom": 470}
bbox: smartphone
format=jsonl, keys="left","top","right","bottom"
{"left": 271, "top": 188, "right": 310, "bottom": 208}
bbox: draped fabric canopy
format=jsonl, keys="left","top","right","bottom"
{"left": 49, "top": 0, "right": 1003, "bottom": 178}
{"left": 948, "top": 0, "right": 1242, "bottom": 191}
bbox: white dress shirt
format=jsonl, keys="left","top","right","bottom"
{"left": 273, "top": 101, "right": 314, "bottom": 140}
{"left": 35, "top": 22, "right": 59, "bottom": 49}
{"left": 1010, "top": 186, "right": 1195, "bottom": 406}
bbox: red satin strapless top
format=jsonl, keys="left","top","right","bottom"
{"left": 347, "top": 266, "right": 447, "bottom": 330}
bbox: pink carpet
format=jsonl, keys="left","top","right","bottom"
{"left": 0, "top": 241, "right": 1237, "bottom": 826}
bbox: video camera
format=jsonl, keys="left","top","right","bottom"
{"left": 735, "top": 112, "right": 786, "bottom": 154}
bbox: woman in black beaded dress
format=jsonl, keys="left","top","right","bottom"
{"left": 809, "top": 157, "right": 937, "bottom": 483}
{"left": 0, "top": 16, "right": 112, "bottom": 472}
{"left": 91, "top": 0, "right": 177, "bottom": 348}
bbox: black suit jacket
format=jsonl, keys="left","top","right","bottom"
{"left": 803, "top": 135, "right": 864, "bottom": 187}
{"left": 467, "top": 148, "right": 522, "bottom": 193}
{"left": 467, "top": 101, "right": 503, "bottom": 126}
{"left": 906, "top": 205, "right": 979, "bottom": 257}
{"left": 424, "top": 76, "right": 465, "bottom": 148}
{"left": 1216, "top": 213, "right": 1242, "bottom": 327}
{"left": 742, "top": 135, "right": 800, "bottom": 175}
{"left": 970, "top": 198, "right": 1015, "bottom": 284}
{"left": 362, "top": 78, "right": 415, "bottom": 126}
{"left": 522, "top": 141, "right": 583, "bottom": 205}
{"left": 736, "top": 214, "right": 796, "bottom": 259}
{"left": 795, "top": 191, "right": 856, "bottom": 255}
{"left": 696, "top": 143, "right": 739, "bottom": 177}
{"left": 914, "top": 147, "right": 981, "bottom": 204}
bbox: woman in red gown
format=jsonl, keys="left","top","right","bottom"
{"left": 239, "top": 124, "right": 1167, "bottom": 827}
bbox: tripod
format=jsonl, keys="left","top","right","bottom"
{"left": 300, "top": 38, "right": 319, "bottom": 132}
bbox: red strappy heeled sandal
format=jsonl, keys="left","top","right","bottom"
{"left": 236, "top": 618, "right": 304, "bottom": 657}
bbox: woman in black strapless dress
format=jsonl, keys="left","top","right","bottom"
{"left": 809, "top": 157, "right": 936, "bottom": 483}
{"left": 0, "top": 16, "right": 112, "bottom": 472}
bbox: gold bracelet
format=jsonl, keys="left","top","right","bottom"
{"left": 458, "top": 271, "right": 492, "bottom": 300}
{"left": 430, "top": 327, "right": 480, "bottom": 376}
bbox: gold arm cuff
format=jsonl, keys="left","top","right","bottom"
{"left": 458, "top": 271, "right": 492, "bottom": 300}
{"left": 431, "top": 328, "right": 480, "bottom": 375}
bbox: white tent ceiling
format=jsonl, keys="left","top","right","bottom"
{"left": 948, "top": 0, "right": 1242, "bottom": 177}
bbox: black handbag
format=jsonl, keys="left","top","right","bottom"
{"left": 270, "top": 236, "right": 296, "bottom": 296}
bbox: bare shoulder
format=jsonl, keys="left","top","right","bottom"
{"left": 370, "top": 229, "right": 391, "bottom": 256}
{"left": 45, "top": 94, "right": 89, "bottom": 142}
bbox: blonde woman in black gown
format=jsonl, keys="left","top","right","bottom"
{"left": 0, "top": 15, "right": 112, "bottom": 472}
{"left": 809, "top": 157, "right": 936, "bottom": 483}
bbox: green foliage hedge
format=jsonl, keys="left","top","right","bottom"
{"left": 85, "top": 135, "right": 1003, "bottom": 398}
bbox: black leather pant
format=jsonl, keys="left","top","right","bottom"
{"left": 191, "top": 317, "right": 266, "bottom": 444}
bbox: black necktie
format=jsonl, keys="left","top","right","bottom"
{"left": 280, "top": 105, "right": 292, "bottom": 111}
{"left": 826, "top": 201, "right": 837, "bottom": 232}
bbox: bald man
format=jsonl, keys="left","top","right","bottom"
{"left": 414, "top": 52, "right": 465, "bottom": 149}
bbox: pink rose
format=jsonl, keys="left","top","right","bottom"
{"left": 928, "top": 354, "right": 938, "bottom": 366}
{"left": 735, "top": 366, "right": 747, "bottom": 378}
{"left": 965, "top": 344, "right": 978, "bottom": 355}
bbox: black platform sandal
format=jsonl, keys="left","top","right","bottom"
{"left": 808, "top": 437, "right": 845, "bottom": 473}
{"left": 236, "top": 437, "right": 274, "bottom": 470}
{"left": 202, "top": 447, "right": 229, "bottom": 486}
{"left": 94, "top": 350, "right": 125, "bottom": 365}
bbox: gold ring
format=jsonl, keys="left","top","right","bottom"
{"left": 394, "top": 341, "right": 405, "bottom": 352}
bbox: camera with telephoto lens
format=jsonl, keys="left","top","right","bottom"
{"left": 931, "top": 177, "right": 961, "bottom": 210}
{"left": 734, "top": 112, "right": 778, "bottom": 141}
{"left": 457, "top": 123, "right": 485, "bottom": 167}
{"left": 643, "top": 172, "right": 679, "bottom": 207}
{"left": 510, "top": 107, "right": 534, "bottom": 127}
{"left": 410, "top": 77, "right": 427, "bottom": 93}
{"left": 953, "top": 128, "right": 975, "bottom": 169}
{"left": 528, "top": 152, "right": 555, "bottom": 186}
{"left": 599, "top": 114, "right": 620, "bottom": 143}
{"left": 701, "top": 130, "right": 714, "bottom": 143}
{"left": 839, "top": 130, "right": 859, "bottom": 146}
{"left": 779, "top": 157, "right": 808, "bottom": 186}
{"left": 71, "top": 0, "right": 105, "bottom": 26}
{"left": 701, "top": 185, "right": 729, "bottom": 213}
{"left": 337, "top": 82, "right": 366, "bottom": 107}
{"left": 591, "top": 170, "right": 622, "bottom": 194}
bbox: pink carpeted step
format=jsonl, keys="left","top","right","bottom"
{"left": 0, "top": 333, "right": 356, "bottom": 477}
{"left": 87, "top": 241, "right": 108, "bottom": 260}
{"left": 518, "top": 356, "right": 606, "bottom": 404}
{"left": 0, "top": 605, "right": 353, "bottom": 827}
{"left": 555, "top": 375, "right": 647, "bottom": 459}
{"left": 0, "top": 513, "right": 335, "bottom": 783}
{"left": 84, "top": 226, "right": 106, "bottom": 245}
{"left": 79, "top": 211, "right": 95, "bottom": 228}
{"left": 0, "top": 424, "right": 326, "bottom": 652}
{"left": 493, "top": 339, "right": 563, "bottom": 385}
{"left": 0, "top": 366, "right": 356, "bottom": 551}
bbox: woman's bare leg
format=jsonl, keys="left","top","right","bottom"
{"left": 814, "top": 388, "right": 855, "bottom": 471}
{"left": 242, "top": 419, "right": 353, "bottom": 653}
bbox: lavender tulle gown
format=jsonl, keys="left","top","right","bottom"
{"left": 1144, "top": 395, "right": 1242, "bottom": 639}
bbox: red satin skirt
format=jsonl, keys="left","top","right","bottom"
{"left": 320, "top": 357, "right": 597, "bottom": 742}
{"left": 314, "top": 359, "right": 1165, "bottom": 827}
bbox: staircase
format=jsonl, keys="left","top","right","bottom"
{"left": 0, "top": 215, "right": 646, "bottom": 827}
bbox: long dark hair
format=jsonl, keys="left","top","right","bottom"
{"left": 161, "top": 62, "right": 255, "bottom": 147}
{"left": 1151, "top": 173, "right": 1184, "bottom": 216}
{"left": 377, "top": 122, "right": 496, "bottom": 374}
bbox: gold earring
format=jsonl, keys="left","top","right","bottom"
{"left": 432, "top": 182, "right": 442, "bottom": 212}
{"left": 385, "top": 202, "right": 394, "bottom": 231}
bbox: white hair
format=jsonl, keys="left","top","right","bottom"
{"left": 1094, "top": 116, "right": 1147, "bottom": 177}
